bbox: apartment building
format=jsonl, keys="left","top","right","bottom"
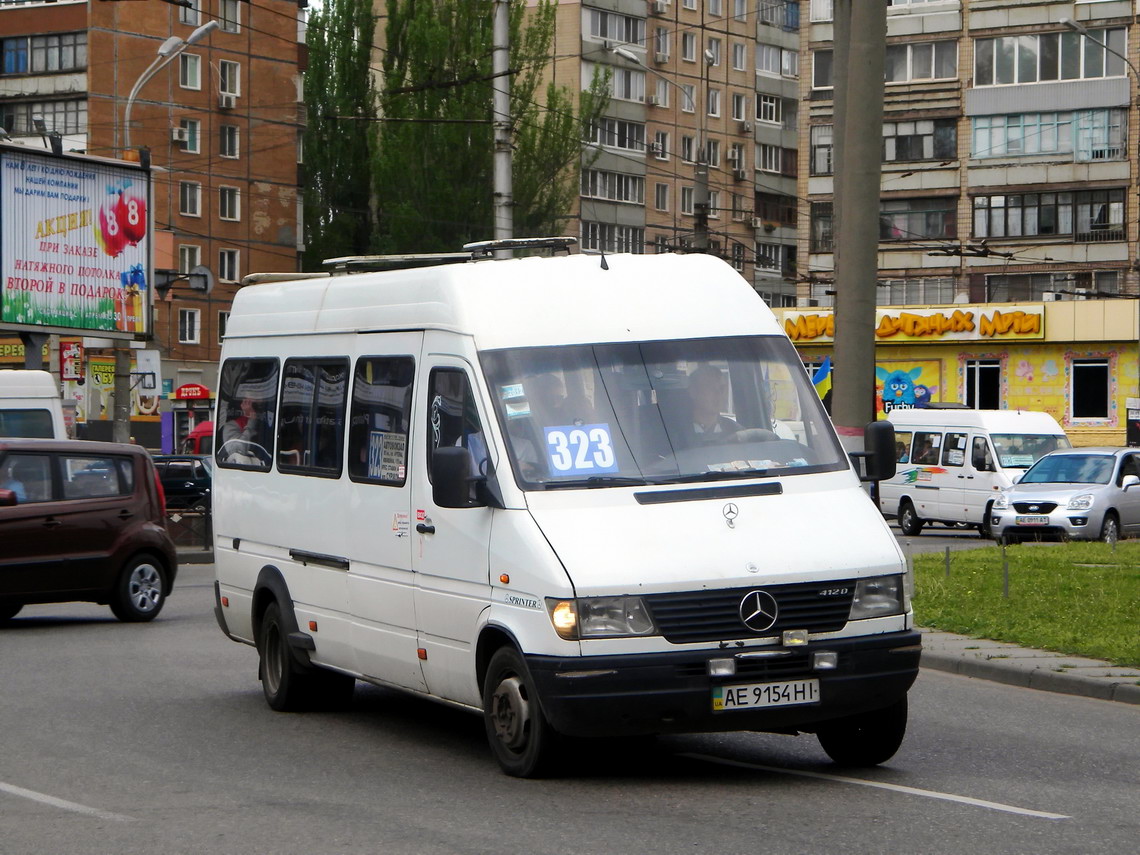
{"left": 552, "top": 0, "right": 802, "bottom": 301}
{"left": 0, "top": 0, "right": 304, "bottom": 446}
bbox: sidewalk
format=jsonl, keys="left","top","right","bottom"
{"left": 920, "top": 628, "right": 1140, "bottom": 705}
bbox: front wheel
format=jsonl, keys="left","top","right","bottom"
{"left": 898, "top": 501, "right": 923, "bottom": 536}
{"left": 482, "top": 647, "right": 558, "bottom": 778}
{"left": 109, "top": 556, "right": 167, "bottom": 622}
{"left": 817, "top": 696, "right": 908, "bottom": 767}
{"left": 1100, "top": 512, "right": 1120, "bottom": 545}
{"left": 979, "top": 503, "right": 994, "bottom": 539}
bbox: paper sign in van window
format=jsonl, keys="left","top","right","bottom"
{"left": 368, "top": 430, "right": 407, "bottom": 481}
{"left": 544, "top": 424, "right": 618, "bottom": 476}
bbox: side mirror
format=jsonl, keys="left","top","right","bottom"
{"left": 0, "top": 488, "right": 17, "bottom": 507}
{"left": 1121, "top": 474, "right": 1140, "bottom": 489}
{"left": 972, "top": 451, "right": 991, "bottom": 472}
{"left": 431, "top": 446, "right": 484, "bottom": 508}
{"left": 852, "top": 420, "right": 896, "bottom": 483}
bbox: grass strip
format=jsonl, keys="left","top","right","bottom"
{"left": 912, "top": 541, "right": 1140, "bottom": 667}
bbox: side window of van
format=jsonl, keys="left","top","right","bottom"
{"left": 347, "top": 356, "right": 414, "bottom": 486}
{"left": 61, "top": 455, "right": 126, "bottom": 499}
{"left": 971, "top": 436, "right": 993, "bottom": 471}
{"left": 217, "top": 358, "right": 279, "bottom": 471}
{"left": 894, "top": 431, "right": 912, "bottom": 464}
{"left": 911, "top": 431, "right": 941, "bottom": 465}
{"left": 428, "top": 369, "right": 488, "bottom": 479}
{"left": 0, "top": 453, "right": 52, "bottom": 503}
{"left": 942, "top": 432, "right": 967, "bottom": 467}
{"left": 277, "top": 358, "right": 349, "bottom": 476}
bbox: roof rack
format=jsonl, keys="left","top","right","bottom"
{"left": 462, "top": 236, "right": 577, "bottom": 256}
{"left": 241, "top": 272, "right": 331, "bottom": 287}
{"left": 322, "top": 252, "right": 474, "bottom": 274}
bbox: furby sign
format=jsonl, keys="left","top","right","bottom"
{"left": 0, "top": 149, "right": 151, "bottom": 337}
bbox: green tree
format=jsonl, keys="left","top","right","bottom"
{"left": 302, "top": 0, "right": 377, "bottom": 269}
{"left": 373, "top": 0, "right": 608, "bottom": 253}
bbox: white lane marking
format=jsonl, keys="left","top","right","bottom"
{"left": 680, "top": 754, "right": 1071, "bottom": 821}
{"left": 0, "top": 781, "right": 134, "bottom": 822}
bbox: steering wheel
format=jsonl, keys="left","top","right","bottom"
{"left": 217, "top": 439, "right": 272, "bottom": 467}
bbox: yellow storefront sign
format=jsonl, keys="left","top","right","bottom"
{"left": 783, "top": 305, "right": 1045, "bottom": 344}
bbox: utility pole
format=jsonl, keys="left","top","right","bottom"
{"left": 831, "top": 0, "right": 887, "bottom": 453}
{"left": 491, "top": 0, "right": 513, "bottom": 257}
{"left": 692, "top": 48, "right": 714, "bottom": 252}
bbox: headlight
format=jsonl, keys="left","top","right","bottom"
{"left": 849, "top": 575, "right": 905, "bottom": 620}
{"left": 992, "top": 494, "right": 1009, "bottom": 510}
{"left": 546, "top": 596, "right": 657, "bottom": 640}
{"left": 1067, "top": 494, "right": 1094, "bottom": 511}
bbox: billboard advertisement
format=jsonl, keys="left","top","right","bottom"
{"left": 0, "top": 148, "right": 150, "bottom": 338}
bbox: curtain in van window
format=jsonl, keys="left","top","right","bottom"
{"left": 277, "top": 359, "right": 349, "bottom": 475}
{"left": 347, "top": 356, "right": 414, "bottom": 485}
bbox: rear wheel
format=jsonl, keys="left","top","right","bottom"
{"left": 898, "top": 501, "right": 923, "bottom": 536}
{"left": 258, "top": 601, "right": 354, "bottom": 712}
{"left": 109, "top": 556, "right": 166, "bottom": 622}
{"left": 1100, "top": 512, "right": 1120, "bottom": 545}
{"left": 817, "top": 696, "right": 908, "bottom": 767}
{"left": 482, "top": 646, "right": 558, "bottom": 778}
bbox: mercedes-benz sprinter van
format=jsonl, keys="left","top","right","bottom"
{"left": 211, "top": 242, "right": 917, "bottom": 777}
{"left": 0, "top": 370, "right": 66, "bottom": 439}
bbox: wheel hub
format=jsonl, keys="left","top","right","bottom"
{"left": 490, "top": 676, "right": 530, "bottom": 750}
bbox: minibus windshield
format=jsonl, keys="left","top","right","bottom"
{"left": 480, "top": 336, "right": 848, "bottom": 489}
{"left": 991, "top": 433, "right": 1071, "bottom": 469}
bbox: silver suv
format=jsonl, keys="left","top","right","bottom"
{"left": 990, "top": 447, "right": 1140, "bottom": 545}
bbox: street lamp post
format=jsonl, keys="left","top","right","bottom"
{"left": 612, "top": 46, "right": 711, "bottom": 252}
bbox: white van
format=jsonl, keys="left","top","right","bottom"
{"left": 211, "top": 243, "right": 918, "bottom": 777}
{"left": 879, "top": 408, "right": 1069, "bottom": 537}
{"left": 0, "top": 370, "right": 66, "bottom": 439}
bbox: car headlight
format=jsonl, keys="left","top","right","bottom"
{"left": 849, "top": 575, "right": 906, "bottom": 620}
{"left": 992, "top": 494, "right": 1009, "bottom": 510}
{"left": 546, "top": 596, "right": 657, "bottom": 640}
{"left": 1067, "top": 494, "right": 1094, "bottom": 511}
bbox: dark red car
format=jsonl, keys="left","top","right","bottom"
{"left": 0, "top": 439, "right": 178, "bottom": 623}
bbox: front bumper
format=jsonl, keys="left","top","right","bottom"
{"left": 991, "top": 509, "right": 1100, "bottom": 541}
{"left": 525, "top": 630, "right": 921, "bottom": 738}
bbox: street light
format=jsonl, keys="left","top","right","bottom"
{"left": 123, "top": 20, "right": 219, "bottom": 149}
{"left": 611, "top": 45, "right": 712, "bottom": 251}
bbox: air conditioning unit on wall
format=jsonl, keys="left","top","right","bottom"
{"left": 218, "top": 93, "right": 236, "bottom": 110}
{"left": 171, "top": 127, "right": 189, "bottom": 143}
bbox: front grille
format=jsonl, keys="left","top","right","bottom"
{"left": 1013, "top": 502, "right": 1058, "bottom": 513}
{"left": 645, "top": 581, "right": 855, "bottom": 645}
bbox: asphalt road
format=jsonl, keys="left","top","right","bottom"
{"left": 1, "top": 563, "right": 1136, "bottom": 855}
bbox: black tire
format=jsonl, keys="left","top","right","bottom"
{"left": 898, "top": 501, "right": 923, "bottom": 536}
{"left": 0, "top": 601, "right": 22, "bottom": 622}
{"left": 1100, "top": 512, "right": 1120, "bottom": 545}
{"left": 979, "top": 502, "right": 993, "bottom": 539}
{"left": 257, "top": 601, "right": 354, "bottom": 712}
{"left": 817, "top": 696, "right": 908, "bottom": 767}
{"left": 482, "top": 646, "right": 558, "bottom": 778}
{"left": 109, "top": 556, "right": 167, "bottom": 622}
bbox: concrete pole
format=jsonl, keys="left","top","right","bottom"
{"left": 491, "top": 0, "right": 513, "bottom": 256}
{"left": 831, "top": 0, "right": 887, "bottom": 453}
{"left": 113, "top": 345, "right": 131, "bottom": 443}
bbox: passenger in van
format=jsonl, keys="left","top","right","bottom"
{"left": 0, "top": 461, "right": 27, "bottom": 501}
{"left": 896, "top": 441, "right": 909, "bottom": 464}
{"left": 689, "top": 364, "right": 741, "bottom": 441}
{"left": 914, "top": 438, "right": 938, "bottom": 465}
{"left": 221, "top": 395, "right": 266, "bottom": 463}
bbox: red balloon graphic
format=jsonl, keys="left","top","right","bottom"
{"left": 117, "top": 190, "right": 147, "bottom": 245}
{"left": 97, "top": 194, "right": 128, "bottom": 258}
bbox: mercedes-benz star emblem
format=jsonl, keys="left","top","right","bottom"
{"left": 738, "top": 590, "right": 779, "bottom": 633}
{"left": 723, "top": 503, "right": 739, "bottom": 528}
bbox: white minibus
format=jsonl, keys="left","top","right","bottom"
{"left": 0, "top": 369, "right": 66, "bottom": 439}
{"left": 211, "top": 242, "right": 918, "bottom": 776}
{"left": 879, "top": 408, "right": 1069, "bottom": 537}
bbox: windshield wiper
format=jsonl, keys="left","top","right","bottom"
{"left": 543, "top": 475, "right": 653, "bottom": 489}
{"left": 658, "top": 469, "right": 771, "bottom": 484}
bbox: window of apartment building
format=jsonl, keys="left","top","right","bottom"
{"left": 8, "top": 33, "right": 88, "bottom": 74}
{"left": 975, "top": 29, "right": 1126, "bottom": 86}
{"left": 732, "top": 92, "right": 747, "bottom": 121}
{"left": 654, "top": 28, "right": 669, "bottom": 58}
{"left": 732, "top": 243, "right": 746, "bottom": 271}
{"left": 654, "top": 183, "right": 669, "bottom": 212}
{"left": 972, "top": 189, "right": 1125, "bottom": 242}
{"left": 681, "top": 186, "right": 694, "bottom": 215}
{"left": 220, "top": 0, "right": 242, "bottom": 34}
{"left": 707, "top": 88, "right": 720, "bottom": 117}
{"left": 729, "top": 143, "right": 746, "bottom": 171}
{"left": 810, "top": 125, "right": 833, "bottom": 175}
{"left": 180, "top": 0, "right": 201, "bottom": 26}
{"left": 758, "top": 143, "right": 782, "bottom": 173}
{"left": 877, "top": 277, "right": 956, "bottom": 306}
{"left": 681, "top": 83, "right": 696, "bottom": 112}
{"left": 1, "top": 38, "right": 26, "bottom": 74}
{"left": 219, "top": 185, "right": 240, "bottom": 221}
{"left": 732, "top": 42, "right": 746, "bottom": 71}
{"left": 589, "top": 118, "right": 645, "bottom": 151}
{"left": 965, "top": 359, "right": 1001, "bottom": 410}
{"left": 178, "top": 118, "right": 200, "bottom": 153}
{"left": 588, "top": 9, "right": 646, "bottom": 45}
{"left": 760, "top": 0, "right": 800, "bottom": 29}
{"left": 219, "top": 250, "right": 239, "bottom": 283}
{"left": 885, "top": 41, "right": 956, "bottom": 82}
{"left": 682, "top": 32, "right": 696, "bottom": 62}
{"left": 811, "top": 202, "right": 834, "bottom": 252}
{"left": 733, "top": 0, "right": 747, "bottom": 21}
{"left": 782, "top": 98, "right": 798, "bottom": 130}
{"left": 683, "top": 0, "right": 697, "bottom": 10}
{"left": 706, "top": 139, "right": 720, "bottom": 168}
{"left": 782, "top": 49, "right": 799, "bottom": 78}
{"left": 880, "top": 197, "right": 957, "bottom": 241}
{"left": 609, "top": 66, "right": 646, "bottom": 102}
{"left": 581, "top": 169, "right": 645, "bottom": 204}
{"left": 219, "top": 60, "right": 240, "bottom": 95}
{"left": 178, "top": 244, "right": 200, "bottom": 273}
{"left": 757, "top": 192, "right": 797, "bottom": 226}
{"left": 708, "top": 191, "right": 720, "bottom": 219}
{"left": 757, "top": 44, "right": 781, "bottom": 76}
{"left": 756, "top": 242, "right": 783, "bottom": 271}
{"left": 709, "top": 0, "right": 723, "bottom": 15}
{"left": 757, "top": 94, "right": 781, "bottom": 123}
{"left": 731, "top": 191, "right": 747, "bottom": 220}
{"left": 179, "top": 182, "right": 201, "bottom": 217}
{"left": 217, "top": 310, "right": 230, "bottom": 343}
{"left": 653, "top": 234, "right": 670, "bottom": 253}
{"left": 179, "top": 54, "right": 201, "bottom": 89}
{"left": 813, "top": 50, "right": 833, "bottom": 88}
{"left": 971, "top": 109, "right": 1125, "bottom": 161}
{"left": 179, "top": 309, "right": 201, "bottom": 345}
{"left": 220, "top": 124, "right": 240, "bottom": 158}
{"left": 1071, "top": 358, "right": 1110, "bottom": 420}
{"left": 810, "top": 0, "right": 833, "bottom": 21}
{"left": 653, "top": 130, "right": 669, "bottom": 160}
{"left": 884, "top": 118, "right": 957, "bottom": 161}
{"left": 707, "top": 38, "right": 721, "bottom": 67}
{"left": 582, "top": 222, "right": 644, "bottom": 254}
{"left": 0, "top": 99, "right": 86, "bottom": 135}
{"left": 681, "top": 135, "right": 694, "bottom": 162}
{"left": 984, "top": 270, "right": 1119, "bottom": 301}
{"left": 652, "top": 78, "right": 670, "bottom": 107}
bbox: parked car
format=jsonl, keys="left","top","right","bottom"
{"left": 153, "top": 453, "right": 213, "bottom": 511}
{"left": 0, "top": 438, "right": 178, "bottom": 622}
{"left": 990, "top": 447, "right": 1140, "bottom": 545}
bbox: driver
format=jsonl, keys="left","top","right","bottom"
{"left": 688, "top": 364, "right": 740, "bottom": 441}
{"left": 221, "top": 394, "right": 266, "bottom": 463}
